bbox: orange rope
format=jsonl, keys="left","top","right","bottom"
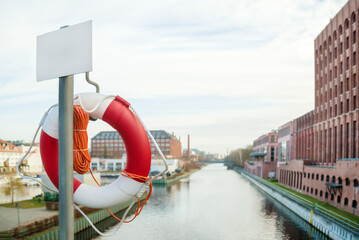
{"left": 73, "top": 105, "right": 91, "bottom": 174}
{"left": 73, "top": 105, "right": 152, "bottom": 223}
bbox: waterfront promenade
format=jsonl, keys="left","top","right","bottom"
{"left": 0, "top": 206, "right": 58, "bottom": 232}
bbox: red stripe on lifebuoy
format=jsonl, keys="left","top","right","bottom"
{"left": 40, "top": 131, "right": 82, "bottom": 192}
{"left": 103, "top": 98, "right": 151, "bottom": 177}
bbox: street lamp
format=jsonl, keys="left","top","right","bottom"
{"left": 11, "top": 186, "right": 18, "bottom": 205}
{"left": 12, "top": 186, "right": 20, "bottom": 229}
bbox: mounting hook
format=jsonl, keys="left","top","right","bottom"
{"left": 85, "top": 72, "right": 100, "bottom": 121}
{"left": 86, "top": 72, "right": 100, "bottom": 93}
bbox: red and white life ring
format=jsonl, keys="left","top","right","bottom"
{"left": 40, "top": 93, "right": 151, "bottom": 209}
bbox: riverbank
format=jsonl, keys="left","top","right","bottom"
{"left": 0, "top": 168, "right": 200, "bottom": 239}
{"left": 234, "top": 167, "right": 359, "bottom": 240}
{"left": 152, "top": 169, "right": 199, "bottom": 185}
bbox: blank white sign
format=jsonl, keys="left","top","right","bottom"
{"left": 36, "top": 20, "right": 92, "bottom": 82}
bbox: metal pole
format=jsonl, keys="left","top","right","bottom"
{"left": 16, "top": 202, "right": 20, "bottom": 229}
{"left": 59, "top": 75, "right": 74, "bottom": 240}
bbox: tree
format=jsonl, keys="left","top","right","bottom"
{"left": 228, "top": 145, "right": 252, "bottom": 167}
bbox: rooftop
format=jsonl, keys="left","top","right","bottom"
{"left": 92, "top": 130, "right": 179, "bottom": 141}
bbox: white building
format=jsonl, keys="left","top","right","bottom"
{"left": 20, "top": 145, "right": 44, "bottom": 173}
{"left": 0, "top": 139, "right": 23, "bottom": 173}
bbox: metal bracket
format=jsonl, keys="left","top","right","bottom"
{"left": 86, "top": 72, "right": 100, "bottom": 93}
{"left": 85, "top": 72, "right": 100, "bottom": 121}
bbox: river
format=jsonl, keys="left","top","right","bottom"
{"left": 95, "top": 164, "right": 327, "bottom": 240}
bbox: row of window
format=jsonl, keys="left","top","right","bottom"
{"left": 304, "top": 172, "right": 359, "bottom": 187}
{"left": 302, "top": 186, "right": 357, "bottom": 208}
{"left": 92, "top": 138, "right": 170, "bottom": 143}
{"left": 316, "top": 12, "right": 357, "bottom": 56}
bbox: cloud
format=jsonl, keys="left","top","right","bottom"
{"left": 0, "top": 0, "right": 348, "bottom": 153}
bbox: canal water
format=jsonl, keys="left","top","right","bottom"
{"left": 95, "top": 164, "right": 328, "bottom": 240}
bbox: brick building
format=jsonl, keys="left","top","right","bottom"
{"left": 91, "top": 130, "right": 182, "bottom": 159}
{"left": 278, "top": 0, "right": 359, "bottom": 215}
{"left": 245, "top": 131, "right": 278, "bottom": 178}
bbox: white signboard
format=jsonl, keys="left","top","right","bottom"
{"left": 36, "top": 20, "right": 92, "bottom": 82}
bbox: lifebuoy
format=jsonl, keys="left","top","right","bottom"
{"left": 40, "top": 93, "right": 151, "bottom": 208}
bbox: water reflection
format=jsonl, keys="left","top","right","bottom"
{"left": 0, "top": 178, "right": 42, "bottom": 204}
{"left": 97, "top": 164, "right": 328, "bottom": 240}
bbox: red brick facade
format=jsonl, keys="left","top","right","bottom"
{"left": 278, "top": 0, "right": 359, "bottom": 215}
{"left": 91, "top": 130, "right": 182, "bottom": 159}
{"left": 246, "top": 132, "right": 278, "bottom": 178}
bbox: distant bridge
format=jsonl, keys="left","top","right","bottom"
{"left": 195, "top": 161, "right": 236, "bottom": 167}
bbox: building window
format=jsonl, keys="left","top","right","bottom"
{"left": 320, "top": 190, "right": 323, "bottom": 197}
{"left": 340, "top": 82, "right": 343, "bottom": 94}
{"left": 347, "top": 57, "right": 349, "bottom": 70}
{"left": 312, "top": 173, "right": 314, "bottom": 179}
{"left": 345, "top": 178, "right": 350, "bottom": 186}
{"left": 332, "top": 176, "right": 336, "bottom": 184}
{"left": 326, "top": 175, "right": 330, "bottom": 182}
{"left": 347, "top": 78, "right": 350, "bottom": 91}
{"left": 331, "top": 194, "right": 334, "bottom": 201}
{"left": 354, "top": 52, "right": 356, "bottom": 66}
{"left": 354, "top": 121, "right": 357, "bottom": 158}
{"left": 311, "top": 188, "right": 313, "bottom": 194}
{"left": 304, "top": 172, "right": 306, "bottom": 178}
{"left": 353, "top": 200, "right": 357, "bottom": 209}
{"left": 346, "top": 37, "right": 349, "bottom": 49}
{"left": 315, "top": 189, "right": 318, "bottom": 195}
{"left": 354, "top": 179, "right": 359, "bottom": 187}
{"left": 354, "top": 96, "right": 357, "bottom": 110}
{"left": 344, "top": 197, "right": 349, "bottom": 206}
{"left": 338, "top": 177, "right": 342, "bottom": 185}
{"left": 354, "top": 31, "right": 357, "bottom": 44}
{"left": 325, "top": 192, "right": 328, "bottom": 199}
{"left": 316, "top": 174, "right": 319, "bottom": 180}
{"left": 321, "top": 174, "right": 324, "bottom": 181}
{"left": 337, "top": 195, "right": 341, "bottom": 203}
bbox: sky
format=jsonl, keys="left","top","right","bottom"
{"left": 0, "top": 0, "right": 348, "bottom": 155}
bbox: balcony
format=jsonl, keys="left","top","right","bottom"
{"left": 346, "top": 48, "right": 349, "bottom": 56}
{"left": 334, "top": 58, "right": 338, "bottom": 65}
{"left": 346, "top": 69, "right": 350, "bottom": 78}
{"left": 353, "top": 43, "right": 356, "bottom": 52}
{"left": 340, "top": 74, "right": 343, "bottom": 81}
{"left": 335, "top": 77, "right": 338, "bottom": 85}
{"left": 340, "top": 54, "right": 343, "bottom": 62}
{"left": 329, "top": 81, "right": 332, "bottom": 88}
{"left": 353, "top": 23, "right": 356, "bottom": 31}
{"left": 346, "top": 28, "right": 350, "bottom": 36}
{"left": 346, "top": 91, "right": 350, "bottom": 98}
{"left": 334, "top": 40, "right": 338, "bottom": 47}
{"left": 340, "top": 34, "right": 343, "bottom": 42}
{"left": 353, "top": 65, "right": 357, "bottom": 74}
